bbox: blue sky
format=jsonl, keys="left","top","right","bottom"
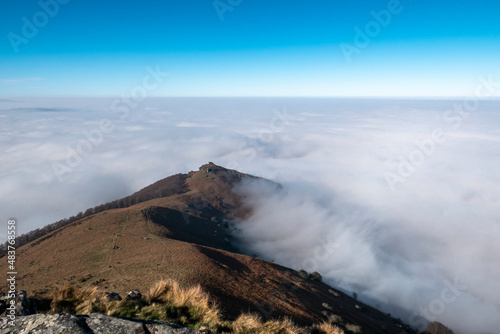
{"left": 1, "top": 0, "right": 499, "bottom": 97}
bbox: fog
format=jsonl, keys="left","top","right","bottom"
{"left": 1, "top": 97, "right": 499, "bottom": 333}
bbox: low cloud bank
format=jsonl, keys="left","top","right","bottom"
{"left": 1, "top": 97, "right": 499, "bottom": 333}
{"left": 233, "top": 177, "right": 500, "bottom": 333}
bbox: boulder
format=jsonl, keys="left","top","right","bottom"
{"left": 0, "top": 313, "right": 208, "bottom": 333}
{"left": 84, "top": 313, "right": 145, "bottom": 333}
{"left": 104, "top": 292, "right": 122, "bottom": 302}
{"left": 0, "top": 313, "right": 89, "bottom": 333}
{"left": 125, "top": 290, "right": 142, "bottom": 300}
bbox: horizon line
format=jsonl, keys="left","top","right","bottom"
{"left": 3, "top": 96, "right": 500, "bottom": 100}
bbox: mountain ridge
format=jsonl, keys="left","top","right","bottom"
{"left": 0, "top": 162, "right": 263, "bottom": 257}
{"left": 0, "top": 163, "right": 423, "bottom": 333}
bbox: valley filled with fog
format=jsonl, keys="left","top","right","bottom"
{"left": 1, "top": 97, "right": 499, "bottom": 333}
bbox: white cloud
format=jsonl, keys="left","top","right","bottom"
{"left": 1, "top": 98, "right": 499, "bottom": 333}
{"left": 175, "top": 122, "right": 218, "bottom": 128}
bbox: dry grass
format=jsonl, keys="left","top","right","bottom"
{"left": 141, "top": 279, "right": 220, "bottom": 328}
{"left": 313, "top": 322, "right": 345, "bottom": 334}
{"left": 146, "top": 279, "right": 172, "bottom": 303}
{"left": 261, "top": 317, "right": 302, "bottom": 334}
{"left": 47, "top": 280, "right": 361, "bottom": 333}
{"left": 345, "top": 324, "right": 361, "bottom": 333}
{"left": 50, "top": 286, "right": 109, "bottom": 314}
{"left": 49, "top": 279, "right": 219, "bottom": 329}
{"left": 326, "top": 314, "right": 344, "bottom": 326}
{"left": 231, "top": 313, "right": 263, "bottom": 333}
{"left": 229, "top": 313, "right": 303, "bottom": 334}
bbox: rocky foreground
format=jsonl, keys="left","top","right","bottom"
{"left": 0, "top": 290, "right": 207, "bottom": 333}
{"left": 1, "top": 313, "right": 207, "bottom": 334}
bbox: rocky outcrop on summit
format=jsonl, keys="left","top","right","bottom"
{"left": 0, "top": 313, "right": 206, "bottom": 334}
{"left": 423, "top": 321, "right": 454, "bottom": 334}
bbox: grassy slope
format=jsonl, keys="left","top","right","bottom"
{"left": 0, "top": 163, "right": 415, "bottom": 333}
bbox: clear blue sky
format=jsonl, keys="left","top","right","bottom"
{"left": 1, "top": 0, "right": 499, "bottom": 97}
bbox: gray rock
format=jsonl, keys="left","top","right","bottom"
{"left": 87, "top": 313, "right": 204, "bottom": 333}
{"left": 125, "top": 289, "right": 142, "bottom": 300}
{"left": 0, "top": 291, "right": 33, "bottom": 317}
{"left": 0, "top": 313, "right": 208, "bottom": 333}
{"left": 104, "top": 292, "right": 122, "bottom": 302}
{"left": 0, "top": 313, "right": 89, "bottom": 333}
{"left": 145, "top": 325, "right": 198, "bottom": 333}
{"left": 85, "top": 313, "right": 144, "bottom": 333}
{"left": 16, "top": 291, "right": 32, "bottom": 316}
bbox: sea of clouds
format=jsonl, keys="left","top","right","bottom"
{"left": 1, "top": 97, "right": 499, "bottom": 333}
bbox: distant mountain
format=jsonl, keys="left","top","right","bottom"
{"left": 0, "top": 163, "right": 421, "bottom": 333}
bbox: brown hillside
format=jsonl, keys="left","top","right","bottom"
{"left": 0, "top": 163, "right": 415, "bottom": 333}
